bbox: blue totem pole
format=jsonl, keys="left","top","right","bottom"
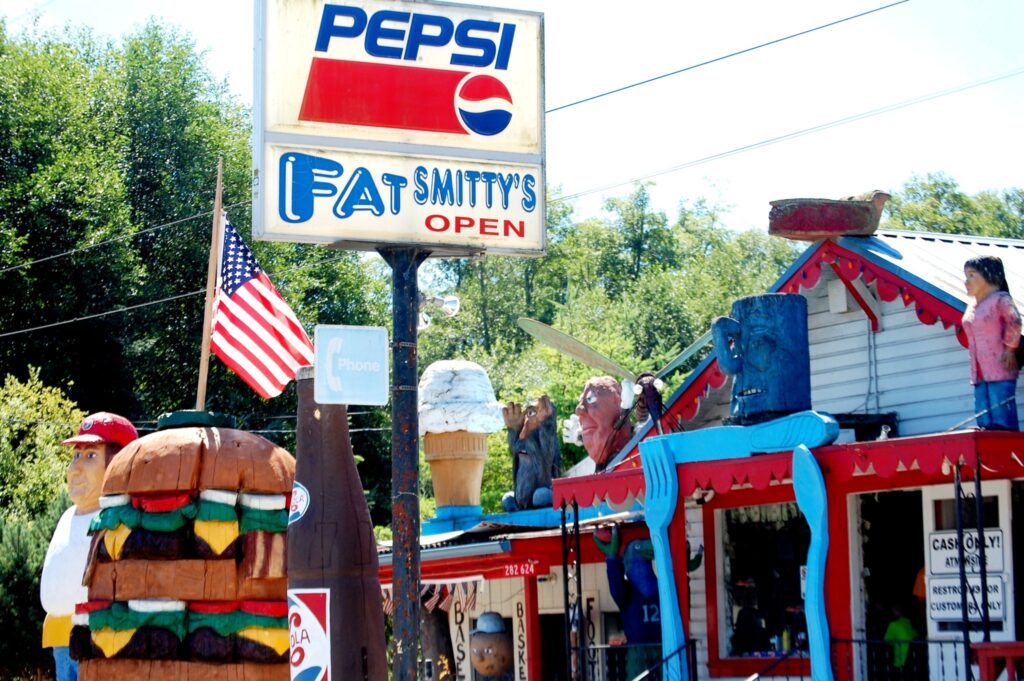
{"left": 712, "top": 294, "right": 811, "bottom": 425}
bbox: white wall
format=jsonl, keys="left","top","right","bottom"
{"left": 685, "top": 500, "right": 709, "bottom": 677}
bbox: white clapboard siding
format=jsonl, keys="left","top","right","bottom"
{"left": 684, "top": 501, "right": 710, "bottom": 676}
{"left": 806, "top": 267, "right": 1019, "bottom": 435}
{"left": 534, "top": 562, "right": 615, "bottom": 613}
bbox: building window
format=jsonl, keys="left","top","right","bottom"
{"left": 720, "top": 502, "right": 809, "bottom": 658}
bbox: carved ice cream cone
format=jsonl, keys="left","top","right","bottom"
{"left": 423, "top": 431, "right": 489, "bottom": 507}
{"left": 418, "top": 361, "right": 503, "bottom": 510}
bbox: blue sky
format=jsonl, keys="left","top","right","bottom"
{"left": 4, "top": 0, "right": 1023, "bottom": 231}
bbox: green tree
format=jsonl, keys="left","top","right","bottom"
{"left": 0, "top": 21, "right": 395, "bottom": 524}
{"left": 602, "top": 182, "right": 678, "bottom": 292}
{"left": 0, "top": 369, "right": 79, "bottom": 678}
{"left": 0, "top": 368, "right": 83, "bottom": 520}
{"left": 415, "top": 187, "right": 801, "bottom": 482}
{"left": 0, "top": 492, "right": 67, "bottom": 679}
{"left": 0, "top": 25, "right": 141, "bottom": 411}
{"left": 883, "top": 172, "right": 1024, "bottom": 237}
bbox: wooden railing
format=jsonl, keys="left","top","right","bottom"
{"left": 974, "top": 642, "right": 1024, "bottom": 681}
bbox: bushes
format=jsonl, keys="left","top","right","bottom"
{"left": 0, "top": 491, "right": 68, "bottom": 679}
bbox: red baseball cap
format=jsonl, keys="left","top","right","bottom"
{"left": 62, "top": 412, "right": 139, "bottom": 448}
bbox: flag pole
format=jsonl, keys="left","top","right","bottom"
{"left": 196, "top": 159, "right": 224, "bottom": 411}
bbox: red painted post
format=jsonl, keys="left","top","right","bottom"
{"left": 668, "top": 488, "right": 690, "bottom": 648}
{"left": 524, "top": 575, "right": 542, "bottom": 680}
{"left": 824, "top": 487, "right": 853, "bottom": 681}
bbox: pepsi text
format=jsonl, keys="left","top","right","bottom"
{"left": 315, "top": 4, "right": 517, "bottom": 70}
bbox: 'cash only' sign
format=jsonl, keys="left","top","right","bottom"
{"left": 254, "top": 0, "right": 545, "bottom": 255}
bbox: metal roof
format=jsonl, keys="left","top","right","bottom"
{"left": 834, "top": 229, "right": 1024, "bottom": 312}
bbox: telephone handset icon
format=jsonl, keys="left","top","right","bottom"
{"left": 325, "top": 337, "right": 344, "bottom": 392}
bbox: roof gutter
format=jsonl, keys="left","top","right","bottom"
{"left": 377, "top": 539, "right": 510, "bottom": 567}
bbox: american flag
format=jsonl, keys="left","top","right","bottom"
{"left": 437, "top": 584, "right": 455, "bottom": 613}
{"left": 424, "top": 584, "right": 442, "bottom": 612}
{"left": 210, "top": 216, "right": 313, "bottom": 398}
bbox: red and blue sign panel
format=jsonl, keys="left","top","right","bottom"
{"left": 255, "top": 0, "right": 544, "bottom": 254}
{"left": 298, "top": 4, "right": 519, "bottom": 137}
{"left": 289, "top": 588, "right": 331, "bottom": 681}
{"left": 301, "top": 61, "right": 514, "bottom": 136}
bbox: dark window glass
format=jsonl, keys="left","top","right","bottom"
{"left": 721, "top": 502, "right": 810, "bottom": 658}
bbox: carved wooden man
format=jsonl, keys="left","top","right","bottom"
{"left": 501, "top": 395, "right": 560, "bottom": 512}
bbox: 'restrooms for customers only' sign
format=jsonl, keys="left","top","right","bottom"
{"left": 254, "top": 0, "right": 545, "bottom": 255}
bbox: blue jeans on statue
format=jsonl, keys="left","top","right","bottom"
{"left": 53, "top": 646, "right": 78, "bottom": 681}
{"left": 974, "top": 380, "right": 1020, "bottom": 431}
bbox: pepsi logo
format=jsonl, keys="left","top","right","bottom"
{"left": 456, "top": 75, "right": 513, "bottom": 136}
{"left": 288, "top": 481, "right": 310, "bottom": 525}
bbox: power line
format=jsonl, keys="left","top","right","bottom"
{"left": 0, "top": 200, "right": 250, "bottom": 276}
{"left": 0, "top": 2, "right": 905, "bottom": 275}
{"left": 552, "top": 67, "right": 1024, "bottom": 204}
{"left": 6, "top": 66, "right": 1015, "bottom": 337}
{"left": 0, "top": 251, "right": 353, "bottom": 339}
{"left": 545, "top": 0, "right": 910, "bottom": 114}
{"left": 0, "top": 288, "right": 203, "bottom": 339}
{"left": 5, "top": 0, "right": 63, "bottom": 25}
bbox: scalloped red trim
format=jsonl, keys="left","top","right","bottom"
{"left": 779, "top": 240, "right": 968, "bottom": 347}
{"left": 553, "top": 431, "right": 1024, "bottom": 506}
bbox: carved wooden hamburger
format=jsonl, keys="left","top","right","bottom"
{"left": 72, "top": 423, "right": 294, "bottom": 680}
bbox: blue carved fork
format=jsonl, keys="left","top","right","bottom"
{"left": 792, "top": 444, "right": 833, "bottom": 681}
{"left": 642, "top": 439, "right": 688, "bottom": 681}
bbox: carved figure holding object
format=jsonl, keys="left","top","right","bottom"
{"left": 502, "top": 395, "right": 560, "bottom": 511}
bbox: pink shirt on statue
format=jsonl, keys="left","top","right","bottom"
{"left": 962, "top": 291, "right": 1022, "bottom": 384}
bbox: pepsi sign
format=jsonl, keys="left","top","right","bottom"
{"left": 254, "top": 0, "right": 544, "bottom": 254}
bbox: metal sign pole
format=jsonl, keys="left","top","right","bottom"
{"left": 972, "top": 453, "right": 991, "bottom": 641}
{"left": 379, "top": 247, "right": 429, "bottom": 680}
{"left": 953, "top": 464, "right": 971, "bottom": 680}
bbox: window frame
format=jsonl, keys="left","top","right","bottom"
{"left": 703, "top": 483, "right": 811, "bottom": 678}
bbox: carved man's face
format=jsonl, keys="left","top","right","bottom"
{"left": 470, "top": 631, "right": 513, "bottom": 677}
{"left": 575, "top": 378, "right": 625, "bottom": 465}
{"left": 67, "top": 443, "right": 108, "bottom": 512}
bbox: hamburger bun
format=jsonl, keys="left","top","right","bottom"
{"left": 103, "top": 428, "right": 295, "bottom": 496}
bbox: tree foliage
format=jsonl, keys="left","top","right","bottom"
{"left": 421, "top": 187, "right": 800, "bottom": 501}
{"left": 0, "top": 368, "right": 83, "bottom": 520}
{"left": 0, "top": 369, "right": 77, "bottom": 678}
{"left": 0, "top": 492, "right": 67, "bottom": 679}
{"left": 0, "top": 22, "right": 393, "bottom": 524}
{"left": 883, "top": 172, "right": 1024, "bottom": 238}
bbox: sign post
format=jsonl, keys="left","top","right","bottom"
{"left": 379, "top": 247, "right": 427, "bottom": 678}
{"left": 255, "top": 1, "right": 544, "bottom": 675}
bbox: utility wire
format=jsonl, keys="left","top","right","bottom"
{"left": 0, "top": 251, "right": 353, "bottom": 339}
{"left": 0, "top": 200, "right": 250, "bottom": 276}
{"left": 0, "top": 2, "right": 905, "bottom": 272}
{"left": 6, "top": 69, "right": 1019, "bottom": 338}
{"left": 5, "top": 0, "right": 63, "bottom": 25}
{"left": 545, "top": 0, "right": 909, "bottom": 113}
{"left": 552, "top": 67, "right": 1024, "bottom": 203}
{"left": 0, "top": 288, "right": 203, "bottom": 339}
